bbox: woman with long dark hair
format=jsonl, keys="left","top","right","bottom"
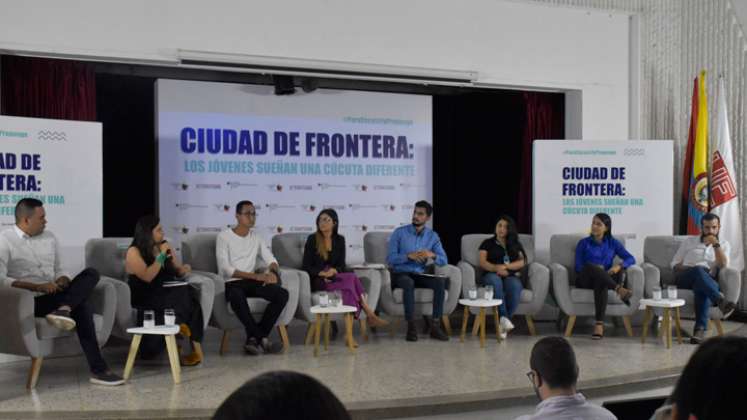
{"left": 574, "top": 212, "right": 635, "bottom": 339}
{"left": 478, "top": 215, "right": 526, "bottom": 338}
{"left": 125, "top": 215, "right": 204, "bottom": 365}
{"left": 302, "top": 209, "right": 387, "bottom": 329}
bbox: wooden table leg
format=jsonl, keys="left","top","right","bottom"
{"left": 479, "top": 308, "right": 486, "bottom": 348}
{"left": 622, "top": 316, "right": 634, "bottom": 337}
{"left": 525, "top": 315, "right": 537, "bottom": 336}
{"left": 314, "top": 314, "right": 322, "bottom": 357}
{"left": 460, "top": 306, "right": 469, "bottom": 342}
{"left": 564, "top": 315, "right": 577, "bottom": 337}
{"left": 323, "top": 314, "right": 330, "bottom": 351}
{"left": 304, "top": 322, "right": 315, "bottom": 346}
{"left": 674, "top": 307, "right": 683, "bottom": 344}
{"left": 345, "top": 314, "right": 356, "bottom": 354}
{"left": 472, "top": 313, "right": 481, "bottom": 336}
{"left": 164, "top": 335, "right": 181, "bottom": 384}
{"left": 493, "top": 306, "right": 501, "bottom": 342}
{"left": 663, "top": 308, "right": 672, "bottom": 349}
{"left": 715, "top": 319, "right": 725, "bottom": 336}
{"left": 123, "top": 334, "right": 142, "bottom": 381}
{"left": 640, "top": 307, "right": 651, "bottom": 344}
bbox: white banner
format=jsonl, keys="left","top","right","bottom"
{"left": 156, "top": 79, "right": 432, "bottom": 263}
{"left": 533, "top": 140, "right": 673, "bottom": 263}
{"left": 0, "top": 116, "right": 103, "bottom": 274}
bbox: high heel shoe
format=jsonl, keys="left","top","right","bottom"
{"left": 181, "top": 342, "right": 203, "bottom": 366}
{"left": 592, "top": 321, "right": 604, "bottom": 340}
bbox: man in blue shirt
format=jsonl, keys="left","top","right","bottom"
{"left": 387, "top": 200, "right": 449, "bottom": 342}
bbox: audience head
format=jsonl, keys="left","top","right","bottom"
{"left": 130, "top": 215, "right": 164, "bottom": 264}
{"left": 528, "top": 336, "right": 579, "bottom": 400}
{"left": 412, "top": 200, "right": 433, "bottom": 227}
{"left": 591, "top": 213, "right": 612, "bottom": 240}
{"left": 666, "top": 336, "right": 747, "bottom": 420}
{"left": 213, "top": 371, "right": 350, "bottom": 420}
{"left": 14, "top": 198, "right": 46, "bottom": 236}
{"left": 700, "top": 212, "right": 720, "bottom": 238}
{"left": 235, "top": 200, "right": 256, "bottom": 229}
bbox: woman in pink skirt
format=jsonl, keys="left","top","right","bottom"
{"left": 302, "top": 209, "right": 388, "bottom": 328}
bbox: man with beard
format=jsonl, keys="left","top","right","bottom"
{"left": 386, "top": 200, "right": 449, "bottom": 342}
{"left": 671, "top": 213, "right": 737, "bottom": 344}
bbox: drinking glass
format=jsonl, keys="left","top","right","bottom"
{"left": 143, "top": 310, "right": 155, "bottom": 328}
{"left": 319, "top": 291, "right": 329, "bottom": 307}
{"left": 652, "top": 287, "right": 662, "bottom": 301}
{"left": 164, "top": 309, "right": 176, "bottom": 326}
{"left": 484, "top": 285, "right": 494, "bottom": 301}
{"left": 667, "top": 285, "right": 678, "bottom": 300}
{"left": 468, "top": 286, "right": 477, "bottom": 300}
{"left": 333, "top": 290, "right": 343, "bottom": 307}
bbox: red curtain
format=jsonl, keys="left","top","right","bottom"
{"left": 517, "top": 92, "right": 565, "bottom": 233}
{"left": 1, "top": 55, "right": 96, "bottom": 121}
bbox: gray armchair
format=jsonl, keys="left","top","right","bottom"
{"left": 363, "top": 231, "right": 462, "bottom": 335}
{"left": 642, "top": 235, "right": 741, "bottom": 335}
{"left": 457, "top": 234, "right": 550, "bottom": 335}
{"left": 549, "top": 234, "right": 644, "bottom": 337}
{"left": 0, "top": 274, "right": 116, "bottom": 389}
{"left": 84, "top": 237, "right": 214, "bottom": 340}
{"left": 271, "top": 232, "right": 382, "bottom": 343}
{"left": 181, "top": 233, "right": 299, "bottom": 354}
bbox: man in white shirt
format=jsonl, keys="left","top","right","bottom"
{"left": 216, "top": 200, "right": 289, "bottom": 355}
{"left": 516, "top": 336, "right": 616, "bottom": 420}
{"left": 0, "top": 198, "right": 123, "bottom": 386}
{"left": 671, "top": 213, "right": 737, "bottom": 344}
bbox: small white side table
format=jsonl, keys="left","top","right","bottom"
{"left": 123, "top": 325, "right": 181, "bottom": 384}
{"left": 310, "top": 305, "right": 357, "bottom": 357}
{"left": 458, "top": 298, "right": 503, "bottom": 348}
{"left": 640, "top": 298, "right": 686, "bottom": 348}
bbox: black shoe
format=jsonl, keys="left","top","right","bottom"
{"left": 422, "top": 315, "right": 432, "bottom": 334}
{"left": 690, "top": 328, "right": 705, "bottom": 344}
{"left": 718, "top": 299, "right": 737, "bottom": 320}
{"left": 261, "top": 337, "right": 284, "bottom": 354}
{"left": 90, "top": 371, "right": 125, "bottom": 386}
{"left": 46, "top": 308, "right": 76, "bottom": 331}
{"left": 406, "top": 320, "right": 418, "bottom": 342}
{"left": 243, "top": 337, "right": 261, "bottom": 356}
{"left": 430, "top": 325, "right": 449, "bottom": 341}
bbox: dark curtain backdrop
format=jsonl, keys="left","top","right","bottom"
{"left": 1, "top": 55, "right": 96, "bottom": 121}
{"left": 434, "top": 91, "right": 564, "bottom": 263}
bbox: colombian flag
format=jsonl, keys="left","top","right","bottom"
{"left": 685, "top": 71, "right": 709, "bottom": 234}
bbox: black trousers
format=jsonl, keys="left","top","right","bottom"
{"left": 34, "top": 268, "right": 108, "bottom": 374}
{"left": 391, "top": 272, "right": 447, "bottom": 321}
{"left": 575, "top": 263, "right": 623, "bottom": 321}
{"left": 226, "top": 280, "right": 289, "bottom": 341}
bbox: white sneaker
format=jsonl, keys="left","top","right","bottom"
{"left": 499, "top": 317, "right": 515, "bottom": 334}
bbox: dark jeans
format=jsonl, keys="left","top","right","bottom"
{"left": 575, "top": 264, "right": 623, "bottom": 322}
{"left": 391, "top": 272, "right": 446, "bottom": 321}
{"left": 676, "top": 266, "right": 721, "bottom": 330}
{"left": 226, "top": 280, "right": 289, "bottom": 342}
{"left": 34, "top": 268, "right": 108, "bottom": 374}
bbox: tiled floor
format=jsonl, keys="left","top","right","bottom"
{"left": 0, "top": 317, "right": 739, "bottom": 419}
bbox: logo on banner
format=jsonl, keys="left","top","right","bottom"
{"left": 373, "top": 185, "right": 396, "bottom": 191}
{"left": 214, "top": 204, "right": 233, "bottom": 212}
{"left": 322, "top": 204, "right": 346, "bottom": 211}
{"left": 399, "top": 182, "right": 424, "bottom": 189}
{"left": 37, "top": 130, "right": 67, "bottom": 141}
{"left": 171, "top": 183, "right": 189, "bottom": 191}
{"left": 300, "top": 204, "right": 317, "bottom": 212}
{"left": 348, "top": 204, "right": 378, "bottom": 211}
{"left": 264, "top": 204, "right": 294, "bottom": 212}
{"left": 374, "top": 224, "right": 397, "bottom": 230}
{"left": 290, "top": 226, "right": 314, "bottom": 232}
{"left": 196, "top": 183, "right": 221, "bottom": 190}
{"left": 691, "top": 173, "right": 709, "bottom": 213}
{"left": 401, "top": 204, "right": 415, "bottom": 211}
{"left": 266, "top": 184, "right": 284, "bottom": 192}
{"left": 381, "top": 204, "right": 396, "bottom": 212}
{"left": 226, "top": 181, "right": 257, "bottom": 189}
{"left": 353, "top": 184, "right": 368, "bottom": 192}
{"left": 0, "top": 130, "right": 29, "bottom": 139}
{"left": 290, "top": 185, "right": 314, "bottom": 191}
{"left": 170, "top": 225, "right": 190, "bottom": 234}
{"left": 348, "top": 243, "right": 364, "bottom": 251}
{"left": 349, "top": 224, "right": 369, "bottom": 232}
{"left": 710, "top": 151, "right": 737, "bottom": 207}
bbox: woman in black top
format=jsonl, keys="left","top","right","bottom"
{"left": 302, "top": 209, "right": 387, "bottom": 327}
{"left": 478, "top": 215, "right": 526, "bottom": 338}
{"left": 125, "top": 215, "right": 204, "bottom": 365}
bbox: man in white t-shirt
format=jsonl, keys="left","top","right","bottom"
{"left": 671, "top": 213, "right": 737, "bottom": 344}
{"left": 216, "top": 200, "right": 289, "bottom": 355}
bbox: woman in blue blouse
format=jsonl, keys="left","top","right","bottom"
{"left": 575, "top": 213, "right": 635, "bottom": 339}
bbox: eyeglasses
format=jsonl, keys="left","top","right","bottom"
{"left": 526, "top": 371, "right": 535, "bottom": 386}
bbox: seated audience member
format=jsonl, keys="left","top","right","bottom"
{"left": 213, "top": 371, "right": 351, "bottom": 420}
{"left": 216, "top": 200, "right": 289, "bottom": 355}
{"left": 479, "top": 215, "right": 526, "bottom": 339}
{"left": 652, "top": 336, "right": 747, "bottom": 420}
{"left": 0, "top": 198, "right": 124, "bottom": 385}
{"left": 670, "top": 212, "right": 736, "bottom": 344}
{"left": 386, "top": 200, "right": 449, "bottom": 342}
{"left": 302, "top": 209, "right": 388, "bottom": 334}
{"left": 575, "top": 213, "right": 635, "bottom": 339}
{"left": 125, "top": 215, "right": 204, "bottom": 365}
{"left": 517, "top": 336, "right": 616, "bottom": 420}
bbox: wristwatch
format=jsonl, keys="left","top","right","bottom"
{"left": 713, "top": 243, "right": 721, "bottom": 249}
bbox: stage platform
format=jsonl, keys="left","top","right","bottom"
{"left": 0, "top": 316, "right": 742, "bottom": 420}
